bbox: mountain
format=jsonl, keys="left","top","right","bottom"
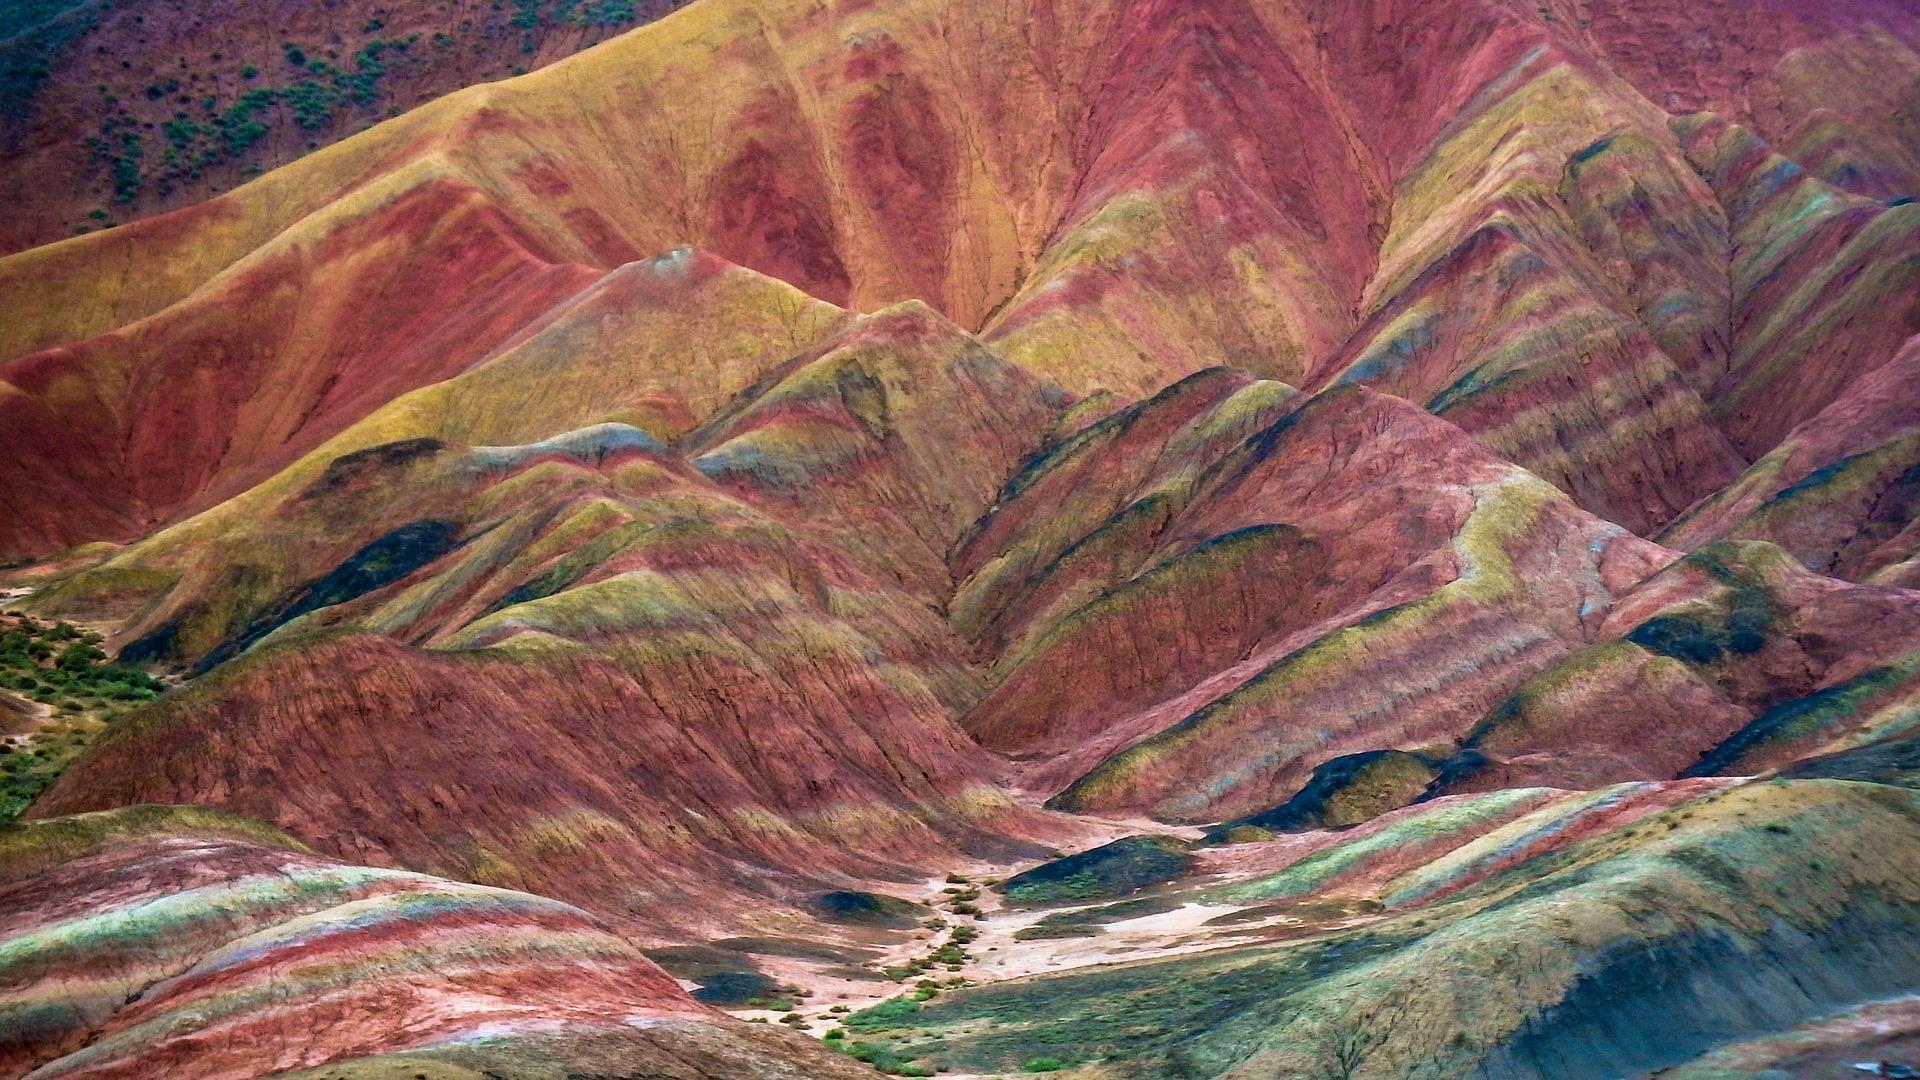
{"left": 0, "top": 0, "right": 689, "bottom": 253}
{"left": 2, "top": 0, "right": 1918, "bottom": 1077}
{"left": 0, "top": 806, "right": 873, "bottom": 1079}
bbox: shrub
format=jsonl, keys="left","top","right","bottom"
{"left": 57, "top": 643, "right": 104, "bottom": 670}
{"left": 846, "top": 995, "right": 921, "bottom": 1029}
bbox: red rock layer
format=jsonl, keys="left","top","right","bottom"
{"left": 28, "top": 299, "right": 1086, "bottom": 936}
{"left": 0, "top": 186, "right": 604, "bottom": 558}
{"left": 1439, "top": 541, "right": 1920, "bottom": 794}
{"left": 31, "top": 633, "right": 1038, "bottom": 938}
{"left": 14, "top": 0, "right": 1914, "bottom": 563}
{"left": 960, "top": 383, "right": 1672, "bottom": 821}
{"left": 1581, "top": 0, "right": 1920, "bottom": 198}
{"left": 0, "top": 806, "right": 867, "bottom": 1079}
{"left": 1664, "top": 334, "right": 1920, "bottom": 586}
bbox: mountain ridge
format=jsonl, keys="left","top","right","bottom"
{"left": 3, "top": 1, "right": 1919, "bottom": 1077}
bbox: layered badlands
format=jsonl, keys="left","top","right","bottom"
{"left": 1, "top": 0, "right": 1919, "bottom": 1077}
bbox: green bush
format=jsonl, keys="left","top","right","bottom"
{"left": 56, "top": 642, "right": 105, "bottom": 670}
{"left": 846, "top": 995, "right": 922, "bottom": 1030}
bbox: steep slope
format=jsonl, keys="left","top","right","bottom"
{"left": 1303, "top": 52, "right": 1749, "bottom": 535}
{"left": 26, "top": 301, "right": 1087, "bottom": 936}
{"left": 0, "top": 207, "right": 604, "bottom": 558}
{"left": 1663, "top": 333, "right": 1920, "bottom": 587}
{"left": 11, "top": 0, "right": 1914, "bottom": 565}
{"left": 963, "top": 382, "right": 1673, "bottom": 823}
{"left": 1671, "top": 112, "right": 1920, "bottom": 459}
{"left": 0, "top": 243, "right": 845, "bottom": 562}
{"left": 0, "top": 0, "right": 1106, "bottom": 365}
{"left": 950, "top": 367, "right": 1303, "bottom": 672}
{"left": 0, "top": 0, "right": 689, "bottom": 253}
{"left": 1432, "top": 541, "right": 1920, "bottom": 794}
{"left": 1580, "top": 0, "right": 1920, "bottom": 199}
{"left": 29, "top": 631, "right": 1042, "bottom": 937}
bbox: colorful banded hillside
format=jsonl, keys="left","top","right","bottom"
{"left": 0, "top": 0, "right": 693, "bottom": 253}
{"left": 1, "top": 0, "right": 1918, "bottom": 1077}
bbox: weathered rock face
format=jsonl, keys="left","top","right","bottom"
{"left": 0, "top": 806, "right": 873, "bottom": 1080}
{"left": 1580, "top": 0, "right": 1920, "bottom": 200}
{"left": 3, "top": 0, "right": 1920, "bottom": 1075}
{"left": 1663, "top": 333, "right": 1920, "bottom": 586}
{"left": 1431, "top": 541, "right": 1920, "bottom": 794}
{"left": 5, "top": 0, "right": 1912, "bottom": 562}
{"left": 1670, "top": 112, "right": 1920, "bottom": 460}
{"left": 30, "top": 632, "right": 1049, "bottom": 937}
{"left": 0, "top": 246, "right": 853, "bottom": 566}
{"left": 27, "top": 299, "right": 1078, "bottom": 937}
{"left": 965, "top": 383, "right": 1675, "bottom": 821}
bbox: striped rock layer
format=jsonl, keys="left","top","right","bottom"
{"left": 0, "top": 0, "right": 1917, "bottom": 1077}
{"left": 0, "top": 806, "right": 872, "bottom": 1080}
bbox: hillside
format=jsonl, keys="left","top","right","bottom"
{"left": 2, "top": 0, "right": 1919, "bottom": 1077}
{"left": 0, "top": 0, "right": 686, "bottom": 252}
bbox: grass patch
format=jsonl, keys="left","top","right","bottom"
{"left": 0, "top": 613, "right": 167, "bottom": 821}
